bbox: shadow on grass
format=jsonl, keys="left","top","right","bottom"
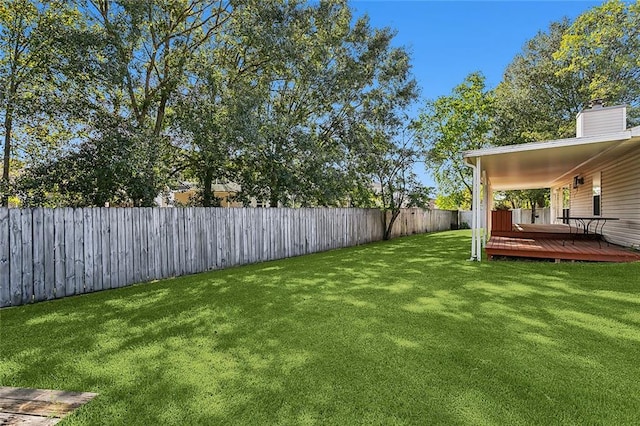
{"left": 1, "top": 230, "right": 640, "bottom": 425}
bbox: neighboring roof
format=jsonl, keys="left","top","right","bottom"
{"left": 463, "top": 127, "right": 640, "bottom": 190}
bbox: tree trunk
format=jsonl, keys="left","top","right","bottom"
{"left": 154, "top": 92, "right": 168, "bottom": 138}
{"left": 202, "top": 168, "right": 214, "bottom": 207}
{"left": 531, "top": 202, "right": 537, "bottom": 224}
{"left": 269, "top": 168, "right": 279, "bottom": 207}
{"left": 384, "top": 209, "right": 400, "bottom": 240}
{"left": 269, "top": 190, "right": 279, "bottom": 208}
{"left": 2, "top": 103, "right": 14, "bottom": 206}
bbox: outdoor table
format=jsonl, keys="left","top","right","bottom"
{"left": 556, "top": 216, "right": 619, "bottom": 247}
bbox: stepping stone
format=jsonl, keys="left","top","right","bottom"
{"left": 0, "top": 387, "right": 97, "bottom": 425}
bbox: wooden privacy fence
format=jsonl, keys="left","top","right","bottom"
{"left": 458, "top": 208, "right": 552, "bottom": 228}
{"left": 389, "top": 208, "right": 458, "bottom": 238}
{"left": 0, "top": 207, "right": 454, "bottom": 308}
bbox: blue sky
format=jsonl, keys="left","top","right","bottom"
{"left": 349, "top": 0, "right": 603, "bottom": 187}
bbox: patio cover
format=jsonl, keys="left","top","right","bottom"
{"left": 462, "top": 127, "right": 640, "bottom": 260}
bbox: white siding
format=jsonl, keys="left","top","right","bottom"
{"left": 576, "top": 105, "right": 627, "bottom": 137}
{"left": 570, "top": 147, "right": 640, "bottom": 248}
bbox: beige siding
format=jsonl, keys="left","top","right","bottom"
{"left": 569, "top": 174, "right": 593, "bottom": 217}
{"left": 570, "top": 147, "right": 640, "bottom": 248}
{"left": 576, "top": 105, "right": 626, "bottom": 137}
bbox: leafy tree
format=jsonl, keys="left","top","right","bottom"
{"left": 82, "top": 0, "right": 232, "bottom": 206}
{"left": 554, "top": 0, "right": 640, "bottom": 121}
{"left": 172, "top": 0, "right": 315, "bottom": 207}
{"left": 230, "top": 0, "right": 355, "bottom": 207}
{"left": 345, "top": 41, "right": 423, "bottom": 238}
{"left": 16, "top": 113, "right": 171, "bottom": 207}
{"left": 6, "top": 0, "right": 425, "bottom": 211}
{"left": 494, "top": 20, "right": 588, "bottom": 145}
{"left": 363, "top": 125, "right": 431, "bottom": 240}
{"left": 0, "top": 0, "right": 88, "bottom": 205}
{"left": 434, "top": 193, "right": 469, "bottom": 211}
{"left": 227, "top": 2, "right": 420, "bottom": 209}
{"left": 495, "top": 189, "right": 549, "bottom": 223}
{"left": 417, "top": 72, "right": 494, "bottom": 208}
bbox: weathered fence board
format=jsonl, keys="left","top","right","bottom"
{"left": 116, "top": 208, "right": 126, "bottom": 288}
{"left": 124, "top": 208, "right": 134, "bottom": 285}
{"left": 139, "top": 208, "right": 150, "bottom": 282}
{"left": 83, "top": 209, "right": 94, "bottom": 293}
{"left": 73, "top": 209, "right": 84, "bottom": 294}
{"left": 107, "top": 208, "right": 118, "bottom": 289}
{"left": 32, "top": 209, "right": 44, "bottom": 303}
{"left": 20, "top": 210, "right": 33, "bottom": 304}
{"left": 0, "top": 207, "right": 455, "bottom": 308}
{"left": 92, "top": 209, "right": 102, "bottom": 293}
{"left": 43, "top": 209, "right": 55, "bottom": 300}
{"left": 9, "top": 209, "right": 22, "bottom": 306}
{"left": 53, "top": 209, "right": 65, "bottom": 298}
{"left": 0, "top": 208, "right": 10, "bottom": 306}
{"left": 64, "top": 208, "right": 75, "bottom": 296}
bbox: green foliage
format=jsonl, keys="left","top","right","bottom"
{"left": 494, "top": 20, "right": 588, "bottom": 146}
{"left": 406, "top": 185, "right": 433, "bottom": 208}
{"left": 554, "top": 0, "right": 640, "bottom": 119}
{"left": 496, "top": 1, "right": 640, "bottom": 148}
{"left": 4, "top": 0, "right": 640, "bottom": 208}
{"left": 2, "top": 0, "right": 423, "bottom": 208}
{"left": 339, "top": 34, "right": 423, "bottom": 238}
{"left": 16, "top": 113, "right": 174, "bottom": 207}
{"left": 497, "top": 189, "right": 549, "bottom": 210}
{"left": 0, "top": 0, "right": 91, "bottom": 205}
{"left": 435, "top": 192, "right": 470, "bottom": 211}
{"left": 417, "top": 72, "right": 494, "bottom": 207}
{"left": 231, "top": 3, "right": 420, "bottom": 208}
{"left": 363, "top": 127, "right": 430, "bottom": 240}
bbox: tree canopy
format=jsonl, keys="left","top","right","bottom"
{"left": 423, "top": 0, "right": 640, "bottom": 209}
{"left": 554, "top": 0, "right": 640, "bottom": 120}
{"left": 417, "top": 72, "right": 494, "bottom": 209}
{"left": 2, "top": 0, "right": 424, "bottom": 209}
{"left": 5, "top": 0, "right": 638, "bottom": 210}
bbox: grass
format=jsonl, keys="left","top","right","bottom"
{"left": 1, "top": 230, "right": 640, "bottom": 425}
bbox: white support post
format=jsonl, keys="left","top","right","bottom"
{"left": 469, "top": 159, "right": 478, "bottom": 261}
{"left": 482, "top": 170, "right": 489, "bottom": 246}
{"left": 475, "top": 157, "right": 482, "bottom": 261}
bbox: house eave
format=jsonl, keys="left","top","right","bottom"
{"left": 463, "top": 130, "right": 632, "bottom": 161}
{"left": 462, "top": 126, "right": 640, "bottom": 191}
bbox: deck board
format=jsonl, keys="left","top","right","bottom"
{"left": 491, "top": 223, "right": 580, "bottom": 240}
{"left": 486, "top": 236, "right": 640, "bottom": 262}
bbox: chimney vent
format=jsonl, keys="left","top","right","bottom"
{"left": 576, "top": 102, "right": 626, "bottom": 137}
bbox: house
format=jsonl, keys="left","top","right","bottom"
{"left": 463, "top": 101, "right": 640, "bottom": 261}
{"left": 155, "top": 181, "right": 244, "bottom": 207}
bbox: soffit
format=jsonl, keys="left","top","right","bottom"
{"left": 464, "top": 131, "right": 640, "bottom": 190}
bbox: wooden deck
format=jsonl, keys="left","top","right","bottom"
{"left": 486, "top": 236, "right": 640, "bottom": 262}
{"left": 491, "top": 223, "right": 582, "bottom": 240}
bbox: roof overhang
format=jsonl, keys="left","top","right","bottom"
{"left": 464, "top": 128, "right": 640, "bottom": 190}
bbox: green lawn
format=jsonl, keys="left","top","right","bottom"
{"left": 1, "top": 230, "right": 640, "bottom": 425}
